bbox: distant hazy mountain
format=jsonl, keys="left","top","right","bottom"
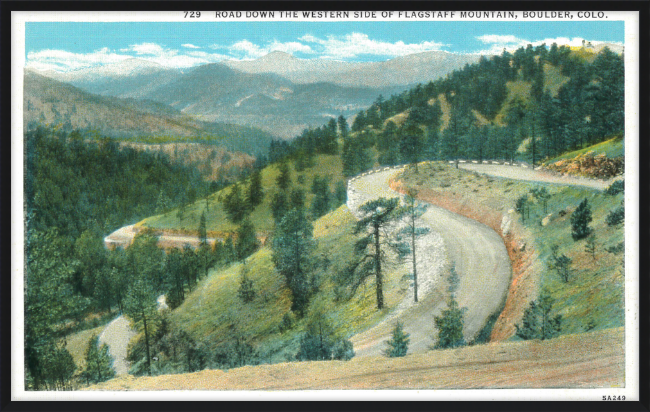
{"left": 29, "top": 52, "right": 481, "bottom": 139}
{"left": 23, "top": 71, "right": 274, "bottom": 156}
{"left": 224, "top": 51, "right": 482, "bottom": 88}
{"left": 139, "top": 62, "right": 402, "bottom": 138}
{"left": 31, "top": 58, "right": 183, "bottom": 99}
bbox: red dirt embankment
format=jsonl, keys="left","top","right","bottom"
{"left": 390, "top": 178, "right": 540, "bottom": 341}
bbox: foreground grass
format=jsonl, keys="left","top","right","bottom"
{"left": 170, "top": 205, "right": 409, "bottom": 363}
{"left": 398, "top": 161, "right": 624, "bottom": 337}
{"left": 88, "top": 327, "right": 623, "bottom": 390}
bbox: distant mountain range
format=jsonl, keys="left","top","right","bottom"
{"left": 29, "top": 51, "right": 481, "bottom": 138}
{"left": 224, "top": 50, "right": 481, "bottom": 88}
{"left": 23, "top": 71, "right": 274, "bottom": 156}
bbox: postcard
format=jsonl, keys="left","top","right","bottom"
{"left": 10, "top": 6, "right": 641, "bottom": 403}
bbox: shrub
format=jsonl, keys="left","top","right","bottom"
{"left": 384, "top": 322, "right": 410, "bottom": 357}
{"left": 570, "top": 198, "right": 592, "bottom": 240}
{"left": 433, "top": 296, "right": 465, "bottom": 349}
{"left": 515, "top": 292, "right": 562, "bottom": 340}
{"left": 604, "top": 180, "right": 624, "bottom": 196}
{"left": 606, "top": 205, "right": 624, "bottom": 227}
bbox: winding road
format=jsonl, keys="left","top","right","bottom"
{"left": 347, "top": 168, "right": 512, "bottom": 356}
{"left": 457, "top": 163, "right": 616, "bottom": 190}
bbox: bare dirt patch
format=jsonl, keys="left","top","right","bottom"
{"left": 87, "top": 327, "right": 623, "bottom": 390}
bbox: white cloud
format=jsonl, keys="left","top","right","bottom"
{"left": 299, "top": 32, "right": 447, "bottom": 59}
{"left": 26, "top": 42, "right": 231, "bottom": 72}
{"left": 120, "top": 42, "right": 167, "bottom": 56}
{"left": 26, "top": 48, "right": 132, "bottom": 72}
{"left": 477, "top": 34, "right": 522, "bottom": 45}
{"left": 214, "top": 39, "right": 313, "bottom": 60}
{"left": 181, "top": 43, "right": 201, "bottom": 49}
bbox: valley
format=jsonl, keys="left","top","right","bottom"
{"left": 23, "top": 39, "right": 628, "bottom": 393}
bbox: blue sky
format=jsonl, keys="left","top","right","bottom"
{"left": 25, "top": 21, "right": 624, "bottom": 72}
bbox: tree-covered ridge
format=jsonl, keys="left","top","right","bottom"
{"left": 24, "top": 127, "right": 209, "bottom": 241}
{"left": 281, "top": 43, "right": 623, "bottom": 171}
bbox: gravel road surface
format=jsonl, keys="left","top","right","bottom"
{"left": 347, "top": 168, "right": 511, "bottom": 356}
{"left": 458, "top": 163, "right": 616, "bottom": 190}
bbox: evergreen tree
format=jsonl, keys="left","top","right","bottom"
{"left": 271, "top": 192, "right": 289, "bottom": 226}
{"left": 198, "top": 211, "right": 207, "bottom": 247}
{"left": 570, "top": 198, "right": 593, "bottom": 240}
{"left": 123, "top": 278, "right": 157, "bottom": 376}
{"left": 548, "top": 245, "right": 573, "bottom": 283}
{"left": 272, "top": 209, "right": 317, "bottom": 314}
{"left": 236, "top": 219, "right": 260, "bottom": 261}
{"left": 434, "top": 295, "right": 465, "bottom": 349}
{"left": 82, "top": 334, "right": 115, "bottom": 385}
{"left": 222, "top": 184, "right": 248, "bottom": 223}
{"left": 310, "top": 175, "right": 331, "bottom": 219}
{"left": 340, "top": 198, "right": 404, "bottom": 310}
{"left": 585, "top": 234, "right": 597, "bottom": 261}
{"left": 396, "top": 189, "right": 429, "bottom": 303}
{"left": 246, "top": 170, "right": 264, "bottom": 209}
{"left": 515, "top": 292, "right": 562, "bottom": 340}
{"left": 25, "top": 228, "right": 84, "bottom": 390}
{"left": 237, "top": 264, "right": 256, "bottom": 303}
{"left": 290, "top": 188, "right": 306, "bottom": 210}
{"left": 338, "top": 115, "right": 349, "bottom": 139}
{"left": 276, "top": 162, "right": 292, "bottom": 191}
{"left": 384, "top": 322, "right": 410, "bottom": 358}
{"left": 334, "top": 181, "right": 347, "bottom": 207}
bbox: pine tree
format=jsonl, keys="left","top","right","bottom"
{"left": 236, "top": 219, "right": 259, "bottom": 261}
{"left": 237, "top": 264, "right": 256, "bottom": 303}
{"left": 222, "top": 184, "right": 248, "bottom": 223}
{"left": 271, "top": 209, "right": 316, "bottom": 314}
{"left": 548, "top": 245, "right": 572, "bottom": 283}
{"left": 271, "top": 192, "right": 289, "bottom": 225}
{"left": 434, "top": 295, "right": 465, "bottom": 349}
{"left": 198, "top": 211, "right": 207, "bottom": 247}
{"left": 123, "top": 278, "right": 157, "bottom": 376}
{"left": 571, "top": 198, "right": 593, "bottom": 240}
{"left": 340, "top": 198, "right": 404, "bottom": 310}
{"left": 82, "top": 334, "right": 115, "bottom": 385}
{"left": 338, "top": 115, "right": 349, "bottom": 139}
{"left": 515, "top": 291, "right": 562, "bottom": 340}
{"left": 396, "top": 190, "right": 429, "bottom": 303}
{"left": 585, "top": 234, "right": 597, "bottom": 261}
{"left": 246, "top": 170, "right": 264, "bottom": 209}
{"left": 276, "top": 162, "right": 292, "bottom": 191}
{"left": 384, "top": 322, "right": 410, "bottom": 357}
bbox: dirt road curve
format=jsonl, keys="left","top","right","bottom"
{"left": 104, "top": 224, "right": 220, "bottom": 250}
{"left": 458, "top": 163, "right": 616, "bottom": 190}
{"left": 98, "top": 315, "right": 137, "bottom": 375}
{"left": 347, "top": 168, "right": 511, "bottom": 356}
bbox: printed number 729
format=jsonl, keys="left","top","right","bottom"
{"left": 184, "top": 11, "right": 201, "bottom": 18}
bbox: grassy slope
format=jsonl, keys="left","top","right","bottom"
{"left": 139, "top": 154, "right": 346, "bottom": 234}
{"left": 397, "top": 161, "right": 624, "bottom": 337}
{"left": 544, "top": 136, "right": 624, "bottom": 163}
{"left": 65, "top": 326, "right": 105, "bottom": 375}
{"left": 171, "top": 205, "right": 409, "bottom": 362}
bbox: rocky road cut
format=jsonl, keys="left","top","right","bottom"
{"left": 347, "top": 168, "right": 512, "bottom": 357}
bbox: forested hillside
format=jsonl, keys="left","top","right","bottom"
{"left": 23, "top": 126, "right": 211, "bottom": 389}
{"left": 285, "top": 44, "right": 623, "bottom": 172}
